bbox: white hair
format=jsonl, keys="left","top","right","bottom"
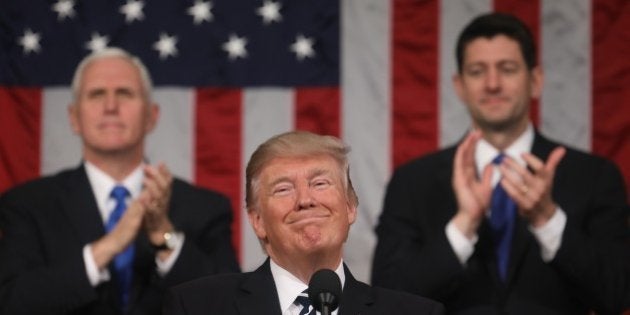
{"left": 70, "top": 47, "right": 153, "bottom": 101}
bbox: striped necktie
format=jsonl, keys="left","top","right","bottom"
{"left": 294, "top": 289, "right": 316, "bottom": 315}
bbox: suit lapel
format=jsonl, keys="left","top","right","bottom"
{"left": 339, "top": 265, "right": 373, "bottom": 315}
{"left": 236, "top": 259, "right": 283, "bottom": 315}
{"left": 59, "top": 165, "right": 106, "bottom": 245}
{"left": 504, "top": 133, "right": 558, "bottom": 285}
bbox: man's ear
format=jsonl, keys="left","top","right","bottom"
{"left": 145, "top": 103, "right": 160, "bottom": 133}
{"left": 530, "top": 66, "right": 544, "bottom": 99}
{"left": 68, "top": 104, "right": 80, "bottom": 134}
{"left": 452, "top": 73, "right": 466, "bottom": 104}
{"left": 347, "top": 203, "right": 357, "bottom": 225}
{"left": 247, "top": 208, "right": 267, "bottom": 240}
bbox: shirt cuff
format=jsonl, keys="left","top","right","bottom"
{"left": 445, "top": 220, "right": 478, "bottom": 265}
{"left": 155, "top": 232, "right": 185, "bottom": 277}
{"left": 83, "top": 244, "right": 110, "bottom": 287}
{"left": 528, "top": 207, "right": 567, "bottom": 262}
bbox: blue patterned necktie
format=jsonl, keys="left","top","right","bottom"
{"left": 488, "top": 154, "right": 516, "bottom": 282}
{"left": 106, "top": 185, "right": 134, "bottom": 312}
{"left": 294, "top": 289, "right": 316, "bottom": 315}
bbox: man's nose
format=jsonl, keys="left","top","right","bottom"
{"left": 297, "top": 185, "right": 316, "bottom": 210}
{"left": 103, "top": 94, "right": 120, "bottom": 113}
{"left": 484, "top": 68, "right": 501, "bottom": 92}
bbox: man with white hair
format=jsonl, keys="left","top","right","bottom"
{"left": 0, "top": 48, "right": 239, "bottom": 314}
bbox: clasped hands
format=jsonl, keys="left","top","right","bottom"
{"left": 92, "top": 163, "right": 174, "bottom": 268}
{"left": 452, "top": 131, "right": 566, "bottom": 239}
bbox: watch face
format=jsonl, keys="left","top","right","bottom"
{"left": 164, "top": 231, "right": 179, "bottom": 250}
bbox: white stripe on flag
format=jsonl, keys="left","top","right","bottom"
{"left": 439, "top": 0, "right": 492, "bottom": 147}
{"left": 42, "top": 88, "right": 81, "bottom": 175}
{"left": 242, "top": 88, "right": 294, "bottom": 271}
{"left": 540, "top": 0, "right": 591, "bottom": 151}
{"left": 341, "top": 0, "right": 391, "bottom": 283}
{"left": 146, "top": 88, "right": 195, "bottom": 182}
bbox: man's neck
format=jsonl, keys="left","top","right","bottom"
{"left": 83, "top": 151, "right": 144, "bottom": 182}
{"left": 269, "top": 250, "right": 342, "bottom": 284}
{"left": 479, "top": 120, "right": 529, "bottom": 151}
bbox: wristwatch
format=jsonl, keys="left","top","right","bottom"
{"left": 153, "top": 230, "right": 180, "bottom": 251}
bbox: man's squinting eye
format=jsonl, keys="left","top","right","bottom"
{"left": 272, "top": 184, "right": 293, "bottom": 196}
{"left": 312, "top": 179, "right": 331, "bottom": 190}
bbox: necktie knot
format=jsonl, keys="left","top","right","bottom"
{"left": 492, "top": 153, "right": 505, "bottom": 165}
{"left": 108, "top": 186, "right": 130, "bottom": 229}
{"left": 110, "top": 185, "right": 129, "bottom": 202}
{"left": 294, "top": 290, "right": 314, "bottom": 315}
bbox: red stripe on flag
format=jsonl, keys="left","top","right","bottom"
{"left": 391, "top": 0, "right": 439, "bottom": 169}
{"left": 494, "top": 0, "right": 541, "bottom": 126}
{"left": 592, "top": 0, "right": 630, "bottom": 194}
{"left": 0, "top": 88, "right": 41, "bottom": 193}
{"left": 194, "top": 88, "right": 243, "bottom": 260}
{"left": 295, "top": 87, "right": 340, "bottom": 137}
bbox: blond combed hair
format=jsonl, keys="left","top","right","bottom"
{"left": 245, "top": 130, "right": 359, "bottom": 212}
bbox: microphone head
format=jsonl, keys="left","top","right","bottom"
{"left": 308, "top": 269, "right": 342, "bottom": 312}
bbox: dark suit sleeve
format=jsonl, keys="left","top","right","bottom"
{"left": 550, "top": 158, "right": 630, "bottom": 314}
{"left": 371, "top": 156, "right": 468, "bottom": 300}
{"left": 163, "top": 288, "right": 187, "bottom": 315}
{"left": 0, "top": 189, "right": 98, "bottom": 315}
{"left": 159, "top": 180, "right": 240, "bottom": 287}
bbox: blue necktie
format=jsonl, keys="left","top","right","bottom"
{"left": 488, "top": 154, "right": 516, "bottom": 282}
{"left": 294, "top": 289, "right": 316, "bottom": 315}
{"left": 106, "top": 185, "right": 134, "bottom": 312}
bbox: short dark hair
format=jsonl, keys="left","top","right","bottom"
{"left": 455, "top": 12, "right": 537, "bottom": 73}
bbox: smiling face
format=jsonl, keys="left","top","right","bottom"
{"left": 69, "top": 56, "right": 158, "bottom": 161}
{"left": 454, "top": 35, "right": 542, "bottom": 133}
{"left": 248, "top": 154, "right": 357, "bottom": 266}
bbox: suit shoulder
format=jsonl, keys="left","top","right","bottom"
{"left": 394, "top": 147, "right": 456, "bottom": 174}
{"left": 0, "top": 168, "right": 77, "bottom": 204}
{"left": 172, "top": 272, "right": 243, "bottom": 294}
{"left": 171, "top": 178, "right": 231, "bottom": 203}
{"left": 387, "top": 147, "right": 456, "bottom": 188}
{"left": 370, "top": 285, "right": 445, "bottom": 314}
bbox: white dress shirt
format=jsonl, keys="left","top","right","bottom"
{"left": 445, "top": 124, "right": 567, "bottom": 265}
{"left": 270, "top": 258, "right": 345, "bottom": 315}
{"left": 82, "top": 161, "right": 184, "bottom": 286}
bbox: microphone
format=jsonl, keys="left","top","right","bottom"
{"left": 308, "top": 269, "right": 342, "bottom": 315}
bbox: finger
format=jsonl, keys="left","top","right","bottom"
{"left": 502, "top": 156, "right": 535, "bottom": 186}
{"left": 521, "top": 152, "right": 545, "bottom": 174}
{"left": 147, "top": 164, "right": 172, "bottom": 195}
{"left": 498, "top": 177, "right": 530, "bottom": 208}
{"left": 144, "top": 165, "right": 166, "bottom": 191}
{"left": 142, "top": 177, "right": 161, "bottom": 201}
{"left": 458, "top": 131, "right": 481, "bottom": 180}
{"left": 480, "top": 163, "right": 493, "bottom": 188}
{"left": 499, "top": 163, "right": 532, "bottom": 197}
{"left": 545, "top": 147, "right": 566, "bottom": 174}
{"left": 454, "top": 132, "right": 473, "bottom": 180}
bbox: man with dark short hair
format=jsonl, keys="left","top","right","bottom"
{"left": 372, "top": 13, "right": 629, "bottom": 315}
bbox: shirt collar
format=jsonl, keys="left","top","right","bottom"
{"left": 270, "top": 258, "right": 346, "bottom": 314}
{"left": 84, "top": 161, "right": 144, "bottom": 222}
{"left": 474, "top": 123, "right": 534, "bottom": 186}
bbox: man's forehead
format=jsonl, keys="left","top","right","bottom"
{"left": 463, "top": 35, "right": 524, "bottom": 63}
{"left": 260, "top": 156, "right": 338, "bottom": 179}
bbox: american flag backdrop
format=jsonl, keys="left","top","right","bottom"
{"left": 1, "top": 0, "right": 629, "bottom": 283}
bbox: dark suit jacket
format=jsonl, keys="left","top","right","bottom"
{"left": 372, "top": 133, "right": 630, "bottom": 315}
{"left": 0, "top": 165, "right": 240, "bottom": 315}
{"left": 163, "top": 259, "right": 444, "bottom": 315}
